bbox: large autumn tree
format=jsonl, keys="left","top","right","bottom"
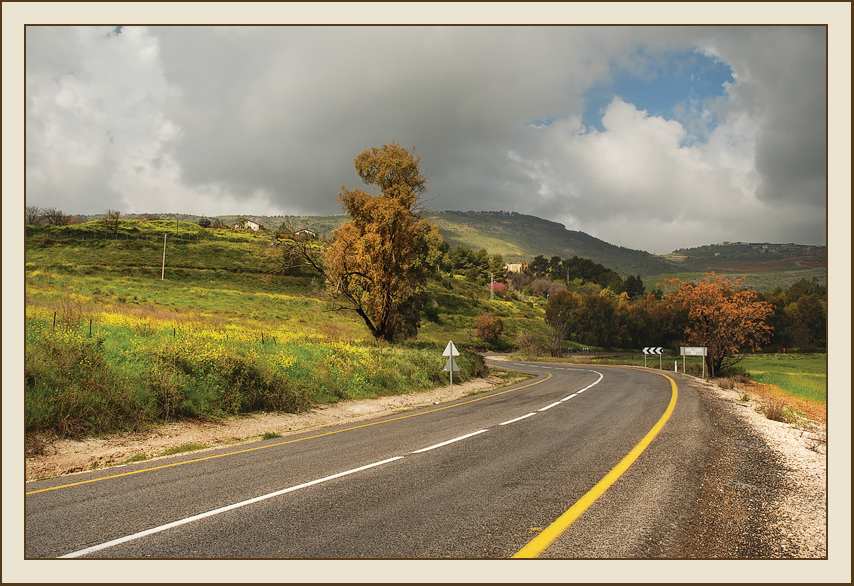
{"left": 281, "top": 143, "right": 442, "bottom": 342}
{"left": 667, "top": 273, "right": 773, "bottom": 377}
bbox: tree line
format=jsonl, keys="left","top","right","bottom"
{"left": 542, "top": 273, "right": 825, "bottom": 376}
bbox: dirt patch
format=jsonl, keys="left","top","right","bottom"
{"left": 25, "top": 374, "right": 524, "bottom": 483}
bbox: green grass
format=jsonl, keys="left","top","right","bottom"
{"left": 25, "top": 232, "right": 524, "bottom": 438}
{"left": 737, "top": 353, "right": 827, "bottom": 403}
{"left": 24, "top": 305, "right": 491, "bottom": 437}
{"left": 645, "top": 266, "right": 827, "bottom": 293}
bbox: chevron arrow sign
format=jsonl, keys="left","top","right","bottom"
{"left": 643, "top": 347, "right": 664, "bottom": 354}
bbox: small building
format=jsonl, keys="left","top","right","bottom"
{"left": 295, "top": 228, "right": 317, "bottom": 240}
{"left": 234, "top": 220, "right": 261, "bottom": 231}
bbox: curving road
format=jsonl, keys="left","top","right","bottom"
{"left": 26, "top": 359, "right": 718, "bottom": 559}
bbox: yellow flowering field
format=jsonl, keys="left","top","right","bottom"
{"left": 25, "top": 301, "right": 484, "bottom": 437}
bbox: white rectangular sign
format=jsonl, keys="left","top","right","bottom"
{"left": 680, "top": 346, "right": 707, "bottom": 356}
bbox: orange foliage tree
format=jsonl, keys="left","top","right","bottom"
{"left": 281, "top": 143, "right": 442, "bottom": 342}
{"left": 667, "top": 273, "right": 773, "bottom": 377}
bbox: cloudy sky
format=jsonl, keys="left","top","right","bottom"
{"left": 25, "top": 22, "right": 829, "bottom": 254}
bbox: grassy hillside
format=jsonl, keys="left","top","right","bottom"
{"left": 426, "top": 211, "right": 676, "bottom": 276}
{"left": 108, "top": 211, "right": 676, "bottom": 275}
{"left": 25, "top": 223, "right": 549, "bottom": 345}
{"left": 98, "top": 211, "right": 827, "bottom": 289}
{"left": 24, "top": 222, "right": 548, "bottom": 437}
{"left": 666, "top": 242, "right": 826, "bottom": 271}
{"left": 257, "top": 211, "right": 827, "bottom": 288}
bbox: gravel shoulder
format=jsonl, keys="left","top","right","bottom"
{"left": 684, "top": 375, "right": 827, "bottom": 558}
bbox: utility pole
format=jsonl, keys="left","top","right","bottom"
{"left": 490, "top": 272, "right": 494, "bottom": 300}
{"left": 161, "top": 234, "right": 167, "bottom": 279}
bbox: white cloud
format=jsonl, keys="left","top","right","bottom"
{"left": 508, "top": 97, "right": 769, "bottom": 252}
{"left": 24, "top": 25, "right": 827, "bottom": 253}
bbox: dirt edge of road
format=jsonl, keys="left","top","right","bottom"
{"left": 686, "top": 375, "right": 827, "bottom": 558}
{"left": 25, "top": 374, "right": 523, "bottom": 483}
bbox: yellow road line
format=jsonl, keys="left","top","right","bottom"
{"left": 26, "top": 373, "right": 551, "bottom": 495}
{"left": 513, "top": 369, "right": 678, "bottom": 558}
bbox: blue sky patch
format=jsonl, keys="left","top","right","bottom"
{"left": 582, "top": 48, "right": 735, "bottom": 137}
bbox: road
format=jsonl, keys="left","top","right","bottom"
{"left": 26, "top": 359, "right": 715, "bottom": 559}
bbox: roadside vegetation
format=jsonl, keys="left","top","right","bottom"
{"left": 24, "top": 286, "right": 492, "bottom": 438}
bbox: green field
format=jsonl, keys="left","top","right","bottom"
{"left": 24, "top": 223, "right": 548, "bottom": 438}
{"left": 644, "top": 266, "right": 827, "bottom": 293}
{"left": 737, "top": 353, "right": 827, "bottom": 403}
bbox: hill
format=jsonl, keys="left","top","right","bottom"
{"left": 425, "top": 211, "right": 676, "bottom": 276}
{"left": 662, "top": 242, "right": 827, "bottom": 272}
{"left": 25, "top": 224, "right": 549, "bottom": 437}
{"left": 212, "top": 210, "right": 676, "bottom": 277}
{"left": 89, "top": 210, "right": 826, "bottom": 284}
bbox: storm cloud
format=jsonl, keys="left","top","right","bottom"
{"left": 25, "top": 24, "right": 828, "bottom": 253}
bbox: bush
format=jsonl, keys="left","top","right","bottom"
{"left": 763, "top": 398, "right": 781, "bottom": 421}
{"left": 516, "top": 331, "right": 545, "bottom": 357}
{"left": 25, "top": 335, "right": 151, "bottom": 437}
{"left": 488, "top": 281, "right": 508, "bottom": 296}
{"left": 475, "top": 312, "right": 503, "bottom": 344}
{"left": 531, "top": 278, "right": 565, "bottom": 298}
{"left": 423, "top": 303, "right": 440, "bottom": 323}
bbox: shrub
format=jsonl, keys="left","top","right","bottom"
{"left": 475, "top": 312, "right": 503, "bottom": 344}
{"left": 762, "top": 398, "right": 787, "bottom": 422}
{"left": 25, "top": 335, "right": 150, "bottom": 437}
{"left": 531, "top": 278, "right": 565, "bottom": 298}
{"left": 422, "top": 303, "right": 440, "bottom": 323}
{"left": 516, "top": 331, "right": 545, "bottom": 357}
{"left": 488, "top": 281, "right": 508, "bottom": 296}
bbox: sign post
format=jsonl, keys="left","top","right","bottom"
{"left": 680, "top": 346, "right": 708, "bottom": 379}
{"left": 642, "top": 347, "right": 663, "bottom": 368}
{"left": 443, "top": 341, "right": 460, "bottom": 395}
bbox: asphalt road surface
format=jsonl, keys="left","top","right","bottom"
{"left": 26, "top": 359, "right": 718, "bottom": 559}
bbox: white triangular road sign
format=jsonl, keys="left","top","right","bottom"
{"left": 443, "top": 340, "right": 459, "bottom": 357}
{"left": 443, "top": 357, "right": 460, "bottom": 372}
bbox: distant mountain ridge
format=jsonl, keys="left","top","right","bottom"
{"left": 109, "top": 210, "right": 826, "bottom": 279}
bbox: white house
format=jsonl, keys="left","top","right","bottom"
{"left": 234, "top": 220, "right": 261, "bottom": 231}
{"left": 295, "top": 228, "right": 317, "bottom": 240}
